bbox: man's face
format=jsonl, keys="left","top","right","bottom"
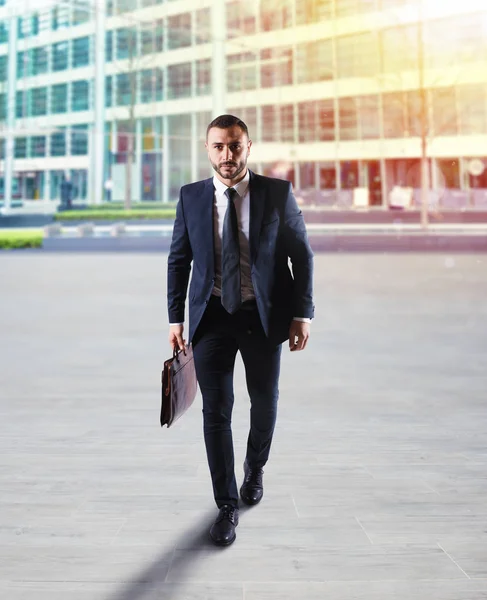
{"left": 206, "top": 126, "right": 252, "bottom": 183}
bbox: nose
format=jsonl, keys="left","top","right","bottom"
{"left": 223, "top": 146, "right": 232, "bottom": 161}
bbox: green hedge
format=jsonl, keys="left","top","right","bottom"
{"left": 83, "top": 202, "right": 177, "bottom": 211}
{"left": 0, "top": 230, "right": 43, "bottom": 249}
{"left": 54, "top": 209, "right": 177, "bottom": 221}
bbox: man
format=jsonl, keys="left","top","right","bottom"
{"left": 167, "top": 114, "right": 314, "bottom": 546}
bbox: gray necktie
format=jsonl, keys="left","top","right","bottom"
{"left": 221, "top": 187, "right": 241, "bottom": 314}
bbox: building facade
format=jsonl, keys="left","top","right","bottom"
{"left": 0, "top": 0, "right": 487, "bottom": 208}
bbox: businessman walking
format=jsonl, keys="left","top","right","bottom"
{"left": 167, "top": 114, "right": 314, "bottom": 546}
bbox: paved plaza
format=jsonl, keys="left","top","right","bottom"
{"left": 0, "top": 252, "right": 486, "bottom": 600}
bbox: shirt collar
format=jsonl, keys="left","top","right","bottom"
{"left": 213, "top": 170, "right": 250, "bottom": 198}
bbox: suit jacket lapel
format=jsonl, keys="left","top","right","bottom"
{"left": 248, "top": 170, "right": 265, "bottom": 265}
{"left": 198, "top": 177, "right": 216, "bottom": 275}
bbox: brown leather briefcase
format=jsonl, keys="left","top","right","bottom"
{"left": 160, "top": 345, "right": 198, "bottom": 428}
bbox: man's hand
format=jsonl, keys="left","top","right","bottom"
{"left": 288, "top": 320, "right": 310, "bottom": 352}
{"left": 169, "top": 324, "right": 187, "bottom": 352}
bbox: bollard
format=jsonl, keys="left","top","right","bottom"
{"left": 43, "top": 224, "right": 62, "bottom": 237}
{"left": 111, "top": 222, "right": 126, "bottom": 237}
{"left": 77, "top": 222, "right": 95, "bottom": 237}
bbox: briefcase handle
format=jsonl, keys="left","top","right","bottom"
{"left": 165, "top": 346, "right": 188, "bottom": 396}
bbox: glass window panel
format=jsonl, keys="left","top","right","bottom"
{"left": 141, "top": 26, "right": 154, "bottom": 55}
{"left": 117, "top": 0, "right": 135, "bottom": 14}
{"left": 71, "top": 125, "right": 88, "bottom": 155}
{"left": 457, "top": 84, "right": 487, "bottom": 135}
{"left": 167, "top": 63, "right": 192, "bottom": 99}
{"left": 0, "top": 56, "right": 7, "bottom": 81}
{"left": 339, "top": 97, "right": 358, "bottom": 140}
{"left": 105, "top": 75, "right": 113, "bottom": 107}
{"left": 261, "top": 47, "right": 293, "bottom": 88}
{"left": 154, "top": 68, "right": 163, "bottom": 101}
{"left": 317, "top": 99, "right": 335, "bottom": 141}
{"left": 0, "top": 22, "right": 9, "bottom": 45}
{"left": 116, "top": 28, "right": 137, "bottom": 60}
{"left": 168, "top": 13, "right": 192, "bottom": 50}
{"left": 116, "top": 73, "right": 132, "bottom": 105}
{"left": 31, "top": 46, "right": 49, "bottom": 75}
{"left": 0, "top": 92, "right": 6, "bottom": 120}
{"left": 226, "top": 2, "right": 256, "bottom": 38}
{"left": 72, "top": 36, "right": 91, "bottom": 67}
{"left": 52, "top": 42, "right": 69, "bottom": 71}
{"left": 337, "top": 32, "right": 379, "bottom": 78}
{"left": 281, "top": 104, "right": 295, "bottom": 142}
{"left": 336, "top": 0, "right": 377, "bottom": 17}
{"left": 73, "top": 2, "right": 90, "bottom": 25}
{"left": 72, "top": 80, "right": 90, "bottom": 111}
{"left": 195, "top": 8, "right": 211, "bottom": 44}
{"left": 30, "top": 87, "right": 48, "bottom": 117}
{"left": 17, "top": 52, "right": 25, "bottom": 78}
{"left": 105, "top": 31, "right": 113, "bottom": 62}
{"left": 260, "top": 0, "right": 292, "bottom": 32}
{"left": 296, "top": 39, "right": 333, "bottom": 84}
{"left": 140, "top": 69, "right": 154, "bottom": 103}
{"left": 16, "top": 91, "right": 26, "bottom": 118}
{"left": 155, "top": 20, "right": 164, "bottom": 52}
{"left": 383, "top": 92, "right": 407, "bottom": 138}
{"left": 357, "top": 95, "right": 380, "bottom": 139}
{"left": 51, "top": 83, "right": 68, "bottom": 114}
{"left": 406, "top": 90, "right": 422, "bottom": 137}
{"left": 296, "top": 0, "right": 332, "bottom": 25}
{"left": 196, "top": 59, "right": 211, "bottom": 96}
{"left": 52, "top": 5, "right": 69, "bottom": 30}
{"left": 431, "top": 87, "right": 458, "bottom": 136}
{"left": 15, "top": 137, "right": 27, "bottom": 159}
{"left": 30, "top": 136, "right": 46, "bottom": 158}
{"left": 227, "top": 52, "right": 257, "bottom": 92}
{"left": 298, "top": 101, "right": 318, "bottom": 142}
{"left": 381, "top": 25, "right": 419, "bottom": 73}
{"left": 51, "top": 129, "right": 66, "bottom": 156}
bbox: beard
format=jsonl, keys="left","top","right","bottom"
{"left": 211, "top": 159, "right": 247, "bottom": 181}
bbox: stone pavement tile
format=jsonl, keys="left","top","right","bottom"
{"left": 358, "top": 516, "right": 487, "bottom": 545}
{"left": 166, "top": 544, "right": 464, "bottom": 583}
{"left": 244, "top": 580, "right": 487, "bottom": 600}
{"left": 439, "top": 542, "right": 487, "bottom": 579}
{"left": 0, "top": 545, "right": 172, "bottom": 583}
{"left": 0, "top": 582, "right": 244, "bottom": 600}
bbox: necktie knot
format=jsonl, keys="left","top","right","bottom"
{"left": 225, "top": 187, "right": 237, "bottom": 202}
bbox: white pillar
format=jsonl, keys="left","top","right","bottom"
{"left": 134, "top": 118, "right": 142, "bottom": 201}
{"left": 191, "top": 112, "right": 198, "bottom": 183}
{"left": 4, "top": 9, "right": 18, "bottom": 213}
{"left": 92, "top": 0, "right": 106, "bottom": 204}
{"left": 211, "top": 0, "right": 226, "bottom": 117}
{"left": 162, "top": 114, "right": 169, "bottom": 203}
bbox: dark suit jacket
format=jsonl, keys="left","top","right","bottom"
{"left": 167, "top": 170, "right": 314, "bottom": 345}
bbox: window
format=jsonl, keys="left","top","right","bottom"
{"left": 105, "top": 76, "right": 113, "bottom": 107}
{"left": 72, "top": 36, "right": 90, "bottom": 67}
{"left": 72, "top": 80, "right": 90, "bottom": 111}
{"left": 117, "top": 0, "right": 133, "bottom": 14}
{"left": 141, "top": 26, "right": 154, "bottom": 55}
{"left": 17, "top": 52, "right": 26, "bottom": 79}
{"left": 51, "top": 129, "right": 66, "bottom": 156}
{"left": 357, "top": 95, "right": 380, "bottom": 139}
{"left": 73, "top": 2, "right": 90, "bottom": 25}
{"left": 336, "top": 0, "right": 377, "bottom": 17}
{"left": 261, "top": 47, "right": 293, "bottom": 88}
{"left": 71, "top": 125, "right": 88, "bottom": 155}
{"left": 338, "top": 97, "right": 358, "bottom": 140}
{"left": 195, "top": 8, "right": 211, "bottom": 43}
{"left": 0, "top": 93, "right": 6, "bottom": 120}
{"left": 318, "top": 99, "right": 335, "bottom": 141}
{"left": 226, "top": 2, "right": 256, "bottom": 38}
{"left": 155, "top": 20, "right": 164, "bottom": 52}
{"left": 116, "top": 73, "right": 132, "bottom": 105}
{"left": 0, "top": 56, "right": 7, "bottom": 82}
{"left": 227, "top": 52, "right": 257, "bottom": 93}
{"left": 15, "top": 137, "right": 27, "bottom": 158}
{"left": 296, "top": 0, "right": 332, "bottom": 25}
{"left": 105, "top": 31, "right": 113, "bottom": 62}
{"left": 261, "top": 105, "right": 294, "bottom": 142}
{"left": 431, "top": 87, "right": 458, "bottom": 136}
{"left": 30, "top": 136, "right": 46, "bottom": 158}
{"left": 383, "top": 92, "right": 407, "bottom": 138}
{"left": 457, "top": 84, "right": 487, "bottom": 135}
{"left": 116, "top": 28, "right": 137, "bottom": 60}
{"left": 16, "top": 91, "right": 25, "bottom": 118}
{"left": 196, "top": 59, "right": 211, "bottom": 96}
{"left": 260, "top": 0, "right": 292, "bottom": 32}
{"left": 31, "top": 46, "right": 49, "bottom": 76}
{"left": 52, "top": 42, "right": 68, "bottom": 71}
{"left": 296, "top": 39, "right": 333, "bottom": 84}
{"left": 167, "top": 63, "right": 191, "bottom": 99}
{"left": 0, "top": 22, "right": 8, "bottom": 45}
{"left": 337, "top": 32, "right": 379, "bottom": 78}
{"left": 381, "top": 26, "right": 418, "bottom": 73}
{"left": 140, "top": 69, "right": 163, "bottom": 103}
{"left": 51, "top": 84, "right": 68, "bottom": 114}
{"left": 52, "top": 5, "right": 69, "bottom": 30}
{"left": 406, "top": 90, "right": 422, "bottom": 137}
{"left": 30, "top": 87, "right": 48, "bottom": 117}
{"left": 167, "top": 14, "right": 192, "bottom": 49}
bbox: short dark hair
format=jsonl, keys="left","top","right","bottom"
{"left": 206, "top": 114, "right": 249, "bottom": 139}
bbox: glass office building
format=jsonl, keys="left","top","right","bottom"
{"left": 0, "top": 0, "right": 486, "bottom": 207}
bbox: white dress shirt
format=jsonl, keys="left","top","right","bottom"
{"left": 170, "top": 170, "right": 311, "bottom": 325}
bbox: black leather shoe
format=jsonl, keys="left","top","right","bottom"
{"left": 209, "top": 505, "right": 239, "bottom": 546}
{"left": 240, "top": 461, "right": 264, "bottom": 506}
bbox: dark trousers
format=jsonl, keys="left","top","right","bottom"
{"left": 192, "top": 295, "right": 282, "bottom": 508}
